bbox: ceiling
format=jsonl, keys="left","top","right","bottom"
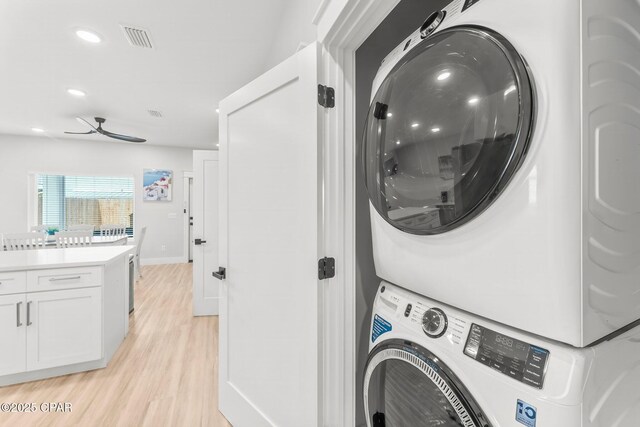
{"left": 0, "top": 0, "right": 288, "bottom": 149}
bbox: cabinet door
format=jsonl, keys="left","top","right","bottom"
{"left": 26, "top": 287, "right": 102, "bottom": 371}
{"left": 0, "top": 294, "right": 27, "bottom": 376}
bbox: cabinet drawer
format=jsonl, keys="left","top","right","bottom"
{"left": 27, "top": 267, "right": 102, "bottom": 292}
{"left": 0, "top": 272, "right": 27, "bottom": 296}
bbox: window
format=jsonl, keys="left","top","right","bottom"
{"left": 37, "top": 174, "right": 134, "bottom": 236}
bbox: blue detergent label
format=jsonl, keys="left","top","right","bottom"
{"left": 516, "top": 400, "right": 537, "bottom": 427}
{"left": 371, "top": 315, "right": 392, "bottom": 343}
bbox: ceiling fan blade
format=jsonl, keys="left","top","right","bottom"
{"left": 76, "top": 117, "right": 98, "bottom": 131}
{"left": 64, "top": 130, "right": 96, "bottom": 135}
{"left": 100, "top": 129, "right": 146, "bottom": 143}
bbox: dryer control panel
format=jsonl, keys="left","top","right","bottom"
{"left": 464, "top": 324, "right": 549, "bottom": 389}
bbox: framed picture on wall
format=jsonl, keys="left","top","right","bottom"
{"left": 143, "top": 169, "right": 173, "bottom": 201}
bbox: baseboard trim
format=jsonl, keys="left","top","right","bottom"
{"left": 141, "top": 257, "right": 186, "bottom": 266}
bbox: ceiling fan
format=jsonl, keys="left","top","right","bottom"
{"left": 65, "top": 117, "right": 146, "bottom": 143}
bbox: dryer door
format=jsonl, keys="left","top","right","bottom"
{"left": 364, "top": 340, "right": 491, "bottom": 427}
{"left": 363, "top": 26, "right": 535, "bottom": 235}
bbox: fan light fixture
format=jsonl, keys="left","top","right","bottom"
{"left": 66, "top": 117, "right": 146, "bottom": 143}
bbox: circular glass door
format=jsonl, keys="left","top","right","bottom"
{"left": 364, "top": 340, "right": 491, "bottom": 427}
{"left": 362, "top": 26, "right": 535, "bottom": 235}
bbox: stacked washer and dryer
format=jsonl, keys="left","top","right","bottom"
{"left": 360, "top": 0, "right": 640, "bottom": 425}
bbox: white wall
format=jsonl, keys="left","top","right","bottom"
{"left": 0, "top": 134, "right": 194, "bottom": 264}
{"left": 263, "top": 0, "right": 323, "bottom": 71}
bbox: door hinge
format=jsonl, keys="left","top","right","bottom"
{"left": 318, "top": 257, "right": 336, "bottom": 280}
{"left": 318, "top": 84, "right": 335, "bottom": 108}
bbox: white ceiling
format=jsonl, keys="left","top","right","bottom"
{"left": 0, "top": 0, "right": 288, "bottom": 149}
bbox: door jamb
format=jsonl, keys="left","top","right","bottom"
{"left": 314, "top": 1, "right": 401, "bottom": 425}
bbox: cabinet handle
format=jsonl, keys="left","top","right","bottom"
{"left": 27, "top": 301, "right": 32, "bottom": 326}
{"left": 16, "top": 302, "right": 22, "bottom": 327}
{"left": 49, "top": 276, "right": 81, "bottom": 282}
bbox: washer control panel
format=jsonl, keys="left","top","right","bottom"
{"left": 464, "top": 324, "right": 550, "bottom": 389}
{"left": 422, "top": 308, "right": 448, "bottom": 338}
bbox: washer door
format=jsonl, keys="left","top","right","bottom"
{"left": 363, "top": 26, "right": 535, "bottom": 235}
{"left": 364, "top": 340, "right": 491, "bottom": 427}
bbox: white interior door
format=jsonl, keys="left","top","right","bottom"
{"left": 183, "top": 173, "right": 194, "bottom": 263}
{"left": 218, "top": 42, "right": 322, "bottom": 427}
{"left": 192, "top": 150, "right": 220, "bottom": 316}
{"left": 188, "top": 177, "right": 194, "bottom": 261}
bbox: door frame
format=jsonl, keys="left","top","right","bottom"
{"left": 313, "top": 1, "right": 402, "bottom": 425}
{"left": 183, "top": 171, "right": 194, "bottom": 264}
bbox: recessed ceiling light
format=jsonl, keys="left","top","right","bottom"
{"left": 468, "top": 97, "right": 480, "bottom": 105}
{"left": 396, "top": 140, "right": 401, "bottom": 145}
{"left": 411, "top": 123, "right": 420, "bottom": 128}
{"left": 215, "top": 108, "right": 219, "bottom": 114}
{"left": 31, "top": 128, "right": 44, "bottom": 133}
{"left": 76, "top": 29, "right": 102, "bottom": 44}
{"left": 67, "top": 88, "right": 86, "bottom": 97}
{"left": 216, "top": 143, "right": 220, "bottom": 147}
{"left": 431, "top": 127, "right": 441, "bottom": 133}
{"left": 387, "top": 112, "right": 393, "bottom": 118}
{"left": 437, "top": 71, "right": 451, "bottom": 81}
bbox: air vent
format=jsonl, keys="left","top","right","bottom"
{"left": 121, "top": 25, "right": 153, "bottom": 49}
{"left": 147, "top": 110, "right": 163, "bottom": 118}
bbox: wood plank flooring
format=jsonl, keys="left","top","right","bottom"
{"left": 0, "top": 264, "right": 232, "bottom": 427}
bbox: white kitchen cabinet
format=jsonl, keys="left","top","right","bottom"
{"left": 0, "top": 246, "right": 133, "bottom": 386}
{"left": 0, "top": 271, "right": 27, "bottom": 295}
{"left": 26, "top": 287, "right": 102, "bottom": 371}
{"left": 0, "top": 293, "right": 26, "bottom": 376}
{"left": 26, "top": 266, "right": 101, "bottom": 292}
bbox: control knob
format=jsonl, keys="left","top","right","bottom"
{"left": 422, "top": 307, "right": 448, "bottom": 338}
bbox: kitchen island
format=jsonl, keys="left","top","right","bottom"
{"left": 0, "top": 246, "right": 134, "bottom": 386}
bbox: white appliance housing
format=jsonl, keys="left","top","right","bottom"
{"left": 364, "top": 282, "right": 640, "bottom": 427}
{"left": 362, "top": 0, "right": 640, "bottom": 347}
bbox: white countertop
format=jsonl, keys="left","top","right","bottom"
{"left": 0, "top": 246, "right": 136, "bottom": 272}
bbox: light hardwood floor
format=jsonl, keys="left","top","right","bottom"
{"left": 0, "top": 264, "right": 232, "bottom": 427}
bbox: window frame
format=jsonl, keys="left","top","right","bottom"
{"left": 29, "top": 171, "right": 136, "bottom": 237}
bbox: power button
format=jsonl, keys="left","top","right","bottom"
{"left": 404, "top": 304, "right": 412, "bottom": 317}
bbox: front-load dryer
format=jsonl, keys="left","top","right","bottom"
{"left": 364, "top": 282, "right": 640, "bottom": 427}
{"left": 361, "top": 0, "right": 640, "bottom": 347}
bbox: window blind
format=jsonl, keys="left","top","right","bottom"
{"left": 37, "top": 174, "right": 135, "bottom": 236}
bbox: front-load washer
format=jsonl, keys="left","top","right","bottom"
{"left": 364, "top": 282, "right": 640, "bottom": 427}
{"left": 361, "top": 0, "right": 640, "bottom": 347}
